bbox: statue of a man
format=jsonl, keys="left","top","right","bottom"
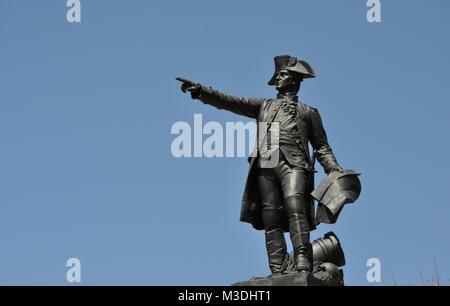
{"left": 177, "top": 55, "right": 343, "bottom": 276}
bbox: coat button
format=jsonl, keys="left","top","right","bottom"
{"left": 296, "top": 139, "right": 300, "bottom": 143}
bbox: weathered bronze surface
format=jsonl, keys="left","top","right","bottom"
{"left": 177, "top": 55, "right": 361, "bottom": 285}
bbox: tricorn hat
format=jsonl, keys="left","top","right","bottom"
{"left": 311, "top": 170, "right": 361, "bottom": 225}
{"left": 268, "top": 55, "right": 316, "bottom": 86}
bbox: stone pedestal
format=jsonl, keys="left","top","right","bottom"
{"left": 232, "top": 258, "right": 344, "bottom": 286}
{"left": 232, "top": 271, "right": 327, "bottom": 286}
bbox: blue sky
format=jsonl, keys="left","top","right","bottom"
{"left": 0, "top": 0, "right": 449, "bottom": 285}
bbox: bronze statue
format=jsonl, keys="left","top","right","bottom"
{"left": 177, "top": 55, "right": 359, "bottom": 282}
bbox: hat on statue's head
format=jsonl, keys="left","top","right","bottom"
{"left": 268, "top": 55, "right": 316, "bottom": 85}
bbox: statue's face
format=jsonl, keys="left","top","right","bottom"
{"left": 275, "top": 69, "right": 296, "bottom": 92}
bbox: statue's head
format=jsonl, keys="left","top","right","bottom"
{"left": 274, "top": 69, "right": 303, "bottom": 93}
{"left": 268, "top": 55, "right": 316, "bottom": 94}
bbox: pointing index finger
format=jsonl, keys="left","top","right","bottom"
{"left": 175, "top": 77, "right": 192, "bottom": 84}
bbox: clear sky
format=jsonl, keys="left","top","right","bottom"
{"left": 0, "top": 0, "right": 449, "bottom": 285}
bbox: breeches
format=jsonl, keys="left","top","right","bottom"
{"left": 257, "top": 157, "right": 307, "bottom": 209}
{"left": 257, "top": 154, "right": 311, "bottom": 230}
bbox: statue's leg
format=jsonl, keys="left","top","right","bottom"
{"left": 277, "top": 162, "right": 313, "bottom": 272}
{"left": 257, "top": 168, "right": 288, "bottom": 275}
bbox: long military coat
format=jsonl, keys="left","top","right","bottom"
{"left": 196, "top": 86, "right": 340, "bottom": 231}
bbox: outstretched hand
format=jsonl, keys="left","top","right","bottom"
{"left": 176, "top": 77, "right": 201, "bottom": 98}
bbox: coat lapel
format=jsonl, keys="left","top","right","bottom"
{"left": 267, "top": 99, "right": 282, "bottom": 124}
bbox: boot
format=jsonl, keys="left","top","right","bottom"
{"left": 284, "top": 196, "right": 313, "bottom": 272}
{"left": 265, "top": 228, "right": 288, "bottom": 275}
{"left": 262, "top": 208, "right": 288, "bottom": 275}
